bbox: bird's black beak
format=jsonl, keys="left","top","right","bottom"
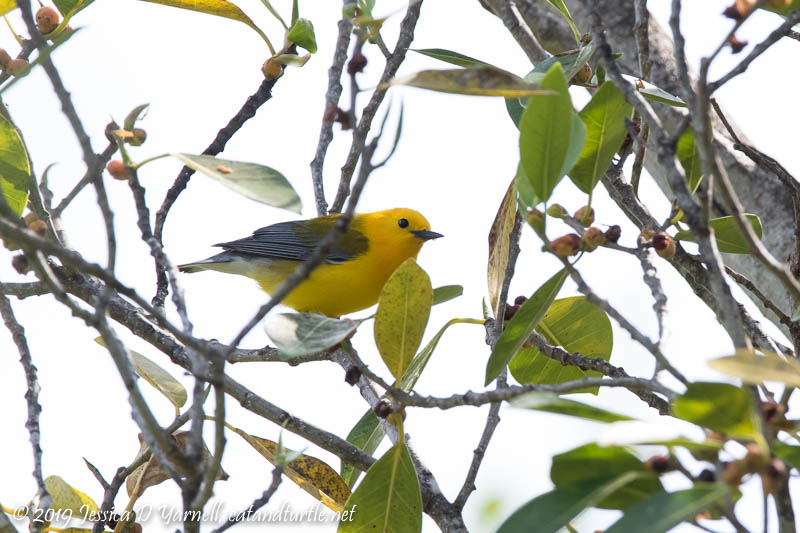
{"left": 411, "top": 229, "right": 444, "bottom": 241}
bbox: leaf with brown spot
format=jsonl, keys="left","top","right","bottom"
{"left": 389, "top": 66, "right": 552, "bottom": 97}
{"left": 227, "top": 425, "right": 350, "bottom": 511}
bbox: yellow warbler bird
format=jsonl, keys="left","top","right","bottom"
{"left": 178, "top": 208, "right": 442, "bottom": 317}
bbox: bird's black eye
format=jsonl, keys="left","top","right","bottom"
{"left": 398, "top": 218, "right": 409, "bottom": 229}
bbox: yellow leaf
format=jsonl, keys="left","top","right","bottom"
{"left": 94, "top": 337, "right": 187, "bottom": 409}
{"left": 487, "top": 181, "right": 516, "bottom": 318}
{"left": 227, "top": 426, "right": 350, "bottom": 511}
{"left": 374, "top": 259, "right": 433, "bottom": 379}
{"left": 141, "top": 0, "right": 273, "bottom": 51}
{"left": 44, "top": 476, "right": 98, "bottom": 515}
{"left": 0, "top": 0, "right": 16, "bottom": 16}
{"left": 389, "top": 66, "right": 552, "bottom": 97}
{"left": 709, "top": 350, "right": 800, "bottom": 387}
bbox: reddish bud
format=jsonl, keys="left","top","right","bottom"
{"left": 373, "top": 399, "right": 392, "bottom": 419}
{"left": 582, "top": 227, "right": 606, "bottom": 251}
{"left": 6, "top": 58, "right": 29, "bottom": 77}
{"left": 604, "top": 225, "right": 621, "bottom": 243}
{"left": 12, "top": 254, "right": 30, "bottom": 274}
{"left": 347, "top": 51, "right": 367, "bottom": 75}
{"left": 262, "top": 58, "right": 284, "bottom": 80}
{"left": 573, "top": 206, "right": 595, "bottom": 227}
{"left": 729, "top": 35, "right": 748, "bottom": 54}
{"left": 644, "top": 455, "right": 675, "bottom": 473}
{"left": 549, "top": 234, "right": 581, "bottom": 258}
{"left": 106, "top": 160, "right": 127, "bottom": 180}
{"left": 36, "top": 6, "right": 60, "bottom": 34}
{"left": 344, "top": 366, "right": 361, "bottom": 386}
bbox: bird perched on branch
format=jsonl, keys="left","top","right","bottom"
{"left": 179, "top": 208, "right": 442, "bottom": 317}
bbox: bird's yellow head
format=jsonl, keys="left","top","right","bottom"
{"left": 356, "top": 207, "right": 442, "bottom": 269}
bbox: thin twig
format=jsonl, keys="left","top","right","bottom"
{"left": 210, "top": 467, "right": 283, "bottom": 533}
{"left": 0, "top": 292, "right": 50, "bottom": 529}
{"left": 309, "top": 5, "right": 353, "bottom": 216}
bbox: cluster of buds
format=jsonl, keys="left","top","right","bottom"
{"left": 106, "top": 120, "right": 147, "bottom": 148}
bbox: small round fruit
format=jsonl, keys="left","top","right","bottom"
{"left": 549, "top": 234, "right": 581, "bottom": 258}
{"left": 261, "top": 58, "right": 284, "bottom": 80}
{"left": 106, "top": 160, "right": 127, "bottom": 180}
{"left": 36, "top": 6, "right": 60, "bottom": 34}
{"left": 573, "top": 206, "right": 594, "bottom": 227}
{"left": 12, "top": 254, "right": 31, "bottom": 274}
{"left": 6, "top": 58, "right": 29, "bottom": 77}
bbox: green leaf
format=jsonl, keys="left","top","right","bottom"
{"left": 432, "top": 285, "right": 463, "bottom": 305}
{"left": 486, "top": 269, "right": 568, "bottom": 385}
{"left": 94, "top": 337, "right": 187, "bottom": 409}
{"left": 561, "top": 113, "right": 587, "bottom": 180}
{"left": 544, "top": 0, "right": 581, "bottom": 43}
{"left": 287, "top": 18, "right": 317, "bottom": 53}
{"left": 534, "top": 42, "right": 596, "bottom": 84}
{"left": 673, "top": 382, "right": 759, "bottom": 439}
{"left": 792, "top": 304, "right": 800, "bottom": 322}
{"left": 141, "top": 0, "right": 272, "bottom": 48}
{"left": 519, "top": 63, "right": 578, "bottom": 203}
{"left": 497, "top": 472, "right": 645, "bottom": 533}
{"left": 0, "top": 114, "right": 30, "bottom": 217}
{"left": 762, "top": 0, "right": 800, "bottom": 16}
{"left": 339, "top": 442, "right": 422, "bottom": 533}
{"left": 123, "top": 103, "right": 149, "bottom": 131}
{"left": 374, "top": 259, "right": 433, "bottom": 379}
{"left": 341, "top": 410, "right": 384, "bottom": 489}
{"left": 44, "top": 476, "right": 99, "bottom": 515}
{"left": 605, "top": 484, "right": 729, "bottom": 533}
{"left": 569, "top": 82, "right": 632, "bottom": 193}
{"left": 53, "top": 0, "right": 92, "bottom": 16}
{"left": 506, "top": 44, "right": 595, "bottom": 129}
{"left": 264, "top": 313, "right": 361, "bottom": 357}
{"left": 677, "top": 128, "right": 702, "bottom": 193}
{"left": 509, "top": 296, "right": 612, "bottom": 394}
{"left": 708, "top": 350, "right": 800, "bottom": 387}
{"left": 171, "top": 153, "right": 301, "bottom": 213}
{"left": 674, "top": 214, "right": 763, "bottom": 254}
{"left": 514, "top": 163, "right": 538, "bottom": 211}
{"left": 412, "top": 48, "right": 492, "bottom": 68}
{"left": 511, "top": 392, "right": 634, "bottom": 422}
{"left": 389, "top": 67, "right": 550, "bottom": 97}
{"left": 622, "top": 75, "right": 687, "bottom": 107}
{"left": 551, "top": 444, "right": 663, "bottom": 510}
{"left": 772, "top": 442, "right": 800, "bottom": 471}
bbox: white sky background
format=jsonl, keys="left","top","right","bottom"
{"left": 1, "top": 0, "right": 799, "bottom": 531}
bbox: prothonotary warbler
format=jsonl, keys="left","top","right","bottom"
{"left": 178, "top": 208, "right": 442, "bottom": 317}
